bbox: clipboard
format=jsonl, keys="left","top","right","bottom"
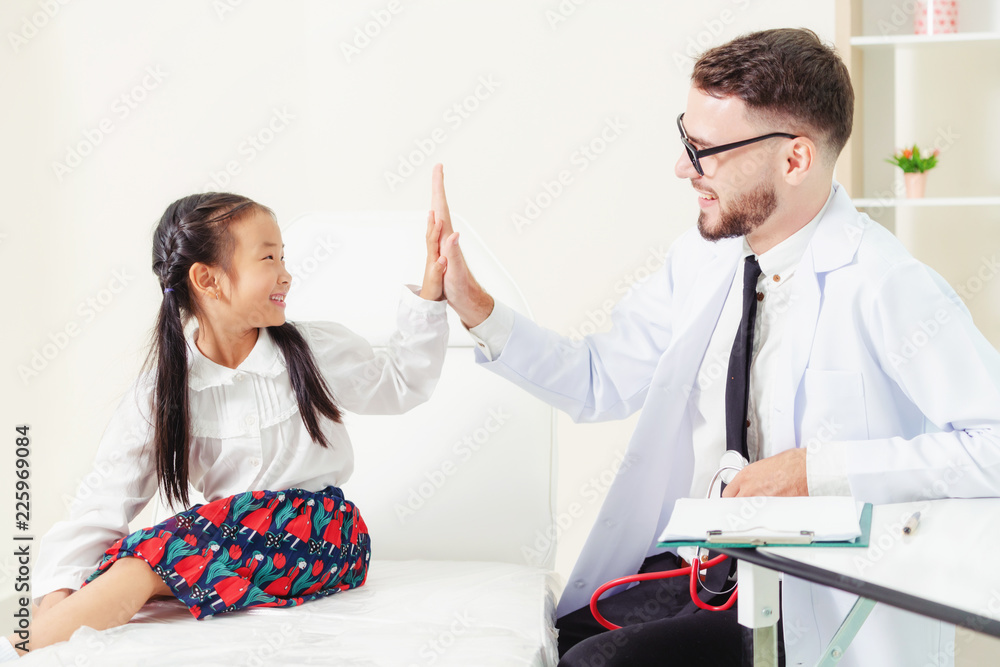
{"left": 657, "top": 502, "right": 873, "bottom": 549}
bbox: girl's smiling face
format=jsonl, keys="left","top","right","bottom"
{"left": 218, "top": 209, "right": 292, "bottom": 329}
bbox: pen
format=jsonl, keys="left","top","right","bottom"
{"left": 902, "top": 511, "right": 921, "bottom": 535}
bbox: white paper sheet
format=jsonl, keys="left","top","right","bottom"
{"left": 658, "top": 497, "right": 864, "bottom": 543}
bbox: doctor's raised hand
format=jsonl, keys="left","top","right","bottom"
{"left": 430, "top": 163, "right": 494, "bottom": 328}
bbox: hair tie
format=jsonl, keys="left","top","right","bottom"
{"left": 163, "top": 287, "right": 174, "bottom": 294}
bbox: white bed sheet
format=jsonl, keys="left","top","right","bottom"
{"left": 21, "top": 560, "right": 561, "bottom": 666}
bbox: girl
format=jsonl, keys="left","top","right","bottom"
{"left": 5, "top": 183, "right": 452, "bottom": 659}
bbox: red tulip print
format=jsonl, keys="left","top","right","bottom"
{"left": 262, "top": 560, "right": 307, "bottom": 596}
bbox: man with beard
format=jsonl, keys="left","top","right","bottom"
{"left": 430, "top": 28, "right": 1000, "bottom": 667}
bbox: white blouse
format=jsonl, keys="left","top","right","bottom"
{"left": 32, "top": 285, "right": 448, "bottom": 603}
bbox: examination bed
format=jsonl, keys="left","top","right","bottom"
{"left": 22, "top": 212, "right": 560, "bottom": 666}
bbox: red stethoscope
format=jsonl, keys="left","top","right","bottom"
{"left": 589, "top": 451, "right": 748, "bottom": 630}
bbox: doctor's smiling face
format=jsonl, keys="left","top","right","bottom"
{"left": 675, "top": 87, "right": 793, "bottom": 244}
{"left": 677, "top": 29, "right": 854, "bottom": 254}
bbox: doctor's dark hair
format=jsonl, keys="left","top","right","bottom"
{"left": 692, "top": 27, "right": 854, "bottom": 166}
{"left": 141, "top": 192, "right": 342, "bottom": 508}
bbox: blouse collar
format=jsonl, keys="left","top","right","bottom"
{"left": 186, "top": 325, "right": 286, "bottom": 391}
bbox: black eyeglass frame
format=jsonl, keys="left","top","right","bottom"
{"left": 677, "top": 113, "right": 798, "bottom": 176}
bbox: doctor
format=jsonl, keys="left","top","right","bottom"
{"left": 431, "top": 27, "right": 1000, "bottom": 667}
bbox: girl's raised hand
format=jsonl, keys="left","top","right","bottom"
{"left": 431, "top": 163, "right": 453, "bottom": 239}
{"left": 419, "top": 209, "right": 447, "bottom": 301}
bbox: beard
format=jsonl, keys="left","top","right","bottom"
{"left": 697, "top": 180, "right": 778, "bottom": 242}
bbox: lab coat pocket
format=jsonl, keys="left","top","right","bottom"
{"left": 801, "top": 368, "right": 868, "bottom": 443}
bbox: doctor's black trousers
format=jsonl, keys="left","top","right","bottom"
{"left": 556, "top": 551, "right": 785, "bottom": 667}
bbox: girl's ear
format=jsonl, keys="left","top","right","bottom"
{"left": 189, "top": 262, "right": 220, "bottom": 300}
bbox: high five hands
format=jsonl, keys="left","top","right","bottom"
{"left": 419, "top": 164, "right": 495, "bottom": 329}
{"left": 418, "top": 163, "right": 810, "bottom": 497}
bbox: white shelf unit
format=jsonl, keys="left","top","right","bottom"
{"left": 854, "top": 196, "right": 1000, "bottom": 208}
{"left": 837, "top": 0, "right": 1000, "bottom": 208}
{"left": 851, "top": 31, "right": 1000, "bottom": 46}
{"left": 836, "top": 0, "right": 1000, "bottom": 349}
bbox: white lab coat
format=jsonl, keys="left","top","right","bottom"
{"left": 476, "top": 182, "right": 1000, "bottom": 666}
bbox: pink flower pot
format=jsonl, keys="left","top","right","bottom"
{"left": 904, "top": 172, "right": 927, "bottom": 198}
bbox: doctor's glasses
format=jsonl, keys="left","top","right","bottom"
{"left": 677, "top": 112, "right": 798, "bottom": 176}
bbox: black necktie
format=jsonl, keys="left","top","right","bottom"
{"left": 725, "top": 255, "right": 762, "bottom": 461}
{"left": 702, "top": 255, "right": 763, "bottom": 598}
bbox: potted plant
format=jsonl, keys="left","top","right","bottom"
{"left": 886, "top": 145, "right": 940, "bottom": 198}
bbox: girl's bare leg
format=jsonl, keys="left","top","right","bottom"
{"left": 28, "top": 588, "right": 71, "bottom": 623}
{"left": 4, "top": 557, "right": 172, "bottom": 656}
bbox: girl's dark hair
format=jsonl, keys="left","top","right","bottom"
{"left": 141, "top": 192, "right": 342, "bottom": 508}
{"left": 692, "top": 28, "right": 854, "bottom": 165}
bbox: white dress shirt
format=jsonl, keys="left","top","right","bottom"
{"left": 687, "top": 185, "right": 834, "bottom": 498}
{"left": 32, "top": 285, "right": 448, "bottom": 604}
{"left": 469, "top": 185, "right": 841, "bottom": 499}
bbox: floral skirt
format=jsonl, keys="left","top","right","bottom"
{"left": 81, "top": 485, "right": 371, "bottom": 620}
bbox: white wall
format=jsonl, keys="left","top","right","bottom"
{"left": 2, "top": 0, "right": 836, "bottom": 609}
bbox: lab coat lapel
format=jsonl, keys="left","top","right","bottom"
{"left": 557, "top": 235, "right": 743, "bottom": 617}
{"left": 771, "top": 183, "right": 864, "bottom": 452}
{"left": 770, "top": 252, "right": 820, "bottom": 451}
{"left": 657, "top": 237, "right": 744, "bottom": 400}
{"left": 672, "top": 239, "right": 744, "bottom": 338}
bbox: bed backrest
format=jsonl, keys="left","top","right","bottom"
{"left": 154, "top": 211, "right": 557, "bottom": 570}
{"left": 283, "top": 211, "right": 557, "bottom": 569}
